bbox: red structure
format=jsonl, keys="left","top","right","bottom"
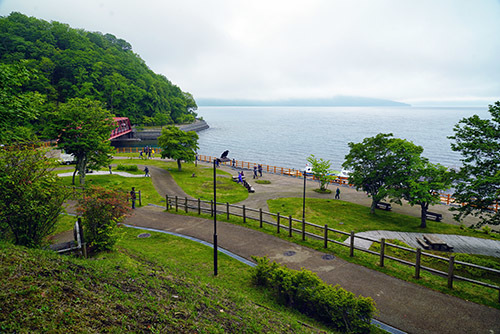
{"left": 110, "top": 117, "right": 132, "bottom": 140}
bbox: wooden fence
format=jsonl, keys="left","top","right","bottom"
{"left": 165, "top": 194, "right": 500, "bottom": 303}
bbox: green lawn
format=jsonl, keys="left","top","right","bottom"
{"left": 0, "top": 229, "right": 342, "bottom": 333}
{"left": 268, "top": 197, "right": 499, "bottom": 239}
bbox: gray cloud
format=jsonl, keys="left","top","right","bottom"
{"left": 1, "top": 0, "right": 499, "bottom": 104}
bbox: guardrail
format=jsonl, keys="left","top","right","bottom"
{"left": 165, "top": 194, "right": 500, "bottom": 303}
{"left": 112, "top": 147, "right": 497, "bottom": 211}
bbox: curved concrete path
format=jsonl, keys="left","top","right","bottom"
{"left": 59, "top": 159, "right": 500, "bottom": 333}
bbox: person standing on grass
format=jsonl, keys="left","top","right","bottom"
{"left": 144, "top": 166, "right": 150, "bottom": 177}
{"left": 108, "top": 165, "right": 112, "bottom": 174}
{"left": 130, "top": 187, "right": 136, "bottom": 209}
{"left": 335, "top": 187, "right": 340, "bottom": 199}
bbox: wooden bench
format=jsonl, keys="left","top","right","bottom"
{"left": 376, "top": 202, "right": 392, "bottom": 211}
{"left": 416, "top": 237, "right": 430, "bottom": 249}
{"left": 426, "top": 211, "right": 443, "bottom": 222}
{"left": 423, "top": 234, "right": 453, "bottom": 251}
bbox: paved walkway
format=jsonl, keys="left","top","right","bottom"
{"left": 61, "top": 161, "right": 500, "bottom": 333}
{"left": 347, "top": 231, "right": 500, "bottom": 258}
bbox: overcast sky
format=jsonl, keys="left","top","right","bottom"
{"left": 1, "top": 0, "right": 499, "bottom": 105}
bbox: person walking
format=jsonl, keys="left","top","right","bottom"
{"left": 108, "top": 165, "right": 112, "bottom": 174}
{"left": 335, "top": 187, "right": 340, "bottom": 199}
{"left": 130, "top": 187, "right": 136, "bottom": 209}
{"left": 258, "top": 164, "right": 263, "bottom": 177}
{"left": 144, "top": 166, "right": 150, "bottom": 177}
{"left": 253, "top": 166, "right": 258, "bottom": 179}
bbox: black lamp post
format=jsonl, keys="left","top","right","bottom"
{"left": 302, "top": 169, "right": 307, "bottom": 221}
{"left": 213, "top": 158, "right": 218, "bottom": 276}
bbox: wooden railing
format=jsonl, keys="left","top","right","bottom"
{"left": 164, "top": 194, "right": 500, "bottom": 303}
{"left": 112, "top": 148, "right": 497, "bottom": 212}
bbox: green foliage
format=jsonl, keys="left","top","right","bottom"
{"left": 449, "top": 101, "right": 500, "bottom": 226}
{"left": 158, "top": 126, "right": 199, "bottom": 171}
{"left": 0, "top": 62, "right": 44, "bottom": 144}
{"left": 116, "top": 163, "right": 138, "bottom": 172}
{"left": 306, "top": 154, "right": 334, "bottom": 191}
{"left": 0, "top": 145, "right": 68, "bottom": 247}
{"left": 77, "top": 186, "right": 130, "bottom": 253}
{"left": 0, "top": 231, "right": 328, "bottom": 333}
{"left": 252, "top": 256, "right": 376, "bottom": 333}
{"left": 396, "top": 161, "right": 453, "bottom": 228}
{"left": 343, "top": 133, "right": 424, "bottom": 214}
{"left": 0, "top": 12, "right": 197, "bottom": 127}
{"left": 48, "top": 98, "right": 115, "bottom": 185}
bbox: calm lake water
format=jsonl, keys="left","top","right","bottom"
{"left": 194, "top": 106, "right": 489, "bottom": 170}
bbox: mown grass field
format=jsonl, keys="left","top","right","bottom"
{"left": 1, "top": 227, "right": 347, "bottom": 333}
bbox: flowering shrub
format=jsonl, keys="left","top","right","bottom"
{"left": 77, "top": 186, "right": 130, "bottom": 253}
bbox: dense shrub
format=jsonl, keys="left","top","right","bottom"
{"left": 77, "top": 186, "right": 130, "bottom": 253}
{"left": 252, "top": 257, "right": 376, "bottom": 333}
{"left": 116, "top": 164, "right": 139, "bottom": 172}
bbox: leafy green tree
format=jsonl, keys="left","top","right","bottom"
{"left": 158, "top": 125, "right": 199, "bottom": 171}
{"left": 0, "top": 62, "right": 44, "bottom": 144}
{"left": 393, "top": 160, "right": 452, "bottom": 228}
{"left": 48, "top": 98, "right": 115, "bottom": 185}
{"left": 449, "top": 101, "right": 500, "bottom": 226}
{"left": 306, "top": 154, "right": 334, "bottom": 192}
{"left": 0, "top": 144, "right": 68, "bottom": 247}
{"left": 343, "top": 133, "right": 423, "bottom": 214}
{"left": 77, "top": 186, "right": 130, "bottom": 253}
{"left": 0, "top": 12, "right": 197, "bottom": 127}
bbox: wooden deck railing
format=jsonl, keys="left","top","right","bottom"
{"left": 164, "top": 194, "right": 500, "bottom": 303}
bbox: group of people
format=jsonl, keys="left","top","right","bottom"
{"left": 139, "top": 146, "right": 155, "bottom": 159}
{"left": 253, "top": 164, "right": 263, "bottom": 179}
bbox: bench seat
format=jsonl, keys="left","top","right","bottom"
{"left": 426, "top": 211, "right": 443, "bottom": 222}
{"left": 376, "top": 202, "right": 392, "bottom": 211}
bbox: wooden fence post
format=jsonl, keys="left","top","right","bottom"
{"left": 243, "top": 205, "right": 246, "bottom": 223}
{"left": 379, "top": 238, "right": 385, "bottom": 267}
{"left": 226, "top": 202, "right": 230, "bottom": 220}
{"left": 166, "top": 194, "right": 169, "bottom": 210}
{"left": 198, "top": 198, "right": 201, "bottom": 215}
{"left": 175, "top": 196, "right": 178, "bottom": 212}
{"left": 138, "top": 191, "right": 142, "bottom": 206}
{"left": 277, "top": 212, "right": 280, "bottom": 234}
{"left": 259, "top": 208, "right": 263, "bottom": 228}
{"left": 324, "top": 224, "right": 328, "bottom": 248}
{"left": 448, "top": 255, "right": 455, "bottom": 289}
{"left": 302, "top": 219, "right": 306, "bottom": 241}
{"left": 350, "top": 231, "right": 355, "bottom": 257}
{"left": 184, "top": 197, "right": 188, "bottom": 213}
{"left": 289, "top": 215, "right": 293, "bottom": 237}
{"left": 415, "top": 248, "right": 421, "bottom": 279}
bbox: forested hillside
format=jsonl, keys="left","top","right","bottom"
{"left": 0, "top": 12, "right": 197, "bottom": 127}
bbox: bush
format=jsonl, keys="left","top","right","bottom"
{"left": 77, "top": 186, "right": 130, "bottom": 253}
{"left": 252, "top": 257, "right": 376, "bottom": 333}
{"left": 116, "top": 164, "right": 139, "bottom": 172}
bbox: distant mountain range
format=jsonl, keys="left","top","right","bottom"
{"left": 197, "top": 96, "right": 411, "bottom": 107}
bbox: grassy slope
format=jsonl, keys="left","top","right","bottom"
{"left": 0, "top": 228, "right": 334, "bottom": 333}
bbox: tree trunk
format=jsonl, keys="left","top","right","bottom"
{"left": 77, "top": 157, "right": 87, "bottom": 185}
{"left": 72, "top": 167, "right": 77, "bottom": 185}
{"left": 370, "top": 200, "right": 377, "bottom": 214}
{"left": 420, "top": 203, "right": 428, "bottom": 228}
{"left": 177, "top": 159, "right": 182, "bottom": 171}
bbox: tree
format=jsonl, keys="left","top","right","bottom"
{"left": 49, "top": 98, "right": 115, "bottom": 185}
{"left": 0, "top": 62, "right": 44, "bottom": 144}
{"left": 449, "top": 101, "right": 500, "bottom": 226}
{"left": 158, "top": 125, "right": 199, "bottom": 171}
{"left": 343, "top": 133, "right": 423, "bottom": 214}
{"left": 394, "top": 160, "right": 452, "bottom": 228}
{"left": 306, "top": 154, "right": 334, "bottom": 192}
{"left": 77, "top": 186, "right": 130, "bottom": 253}
{"left": 0, "top": 144, "right": 68, "bottom": 247}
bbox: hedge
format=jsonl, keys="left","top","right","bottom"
{"left": 252, "top": 257, "right": 376, "bottom": 333}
